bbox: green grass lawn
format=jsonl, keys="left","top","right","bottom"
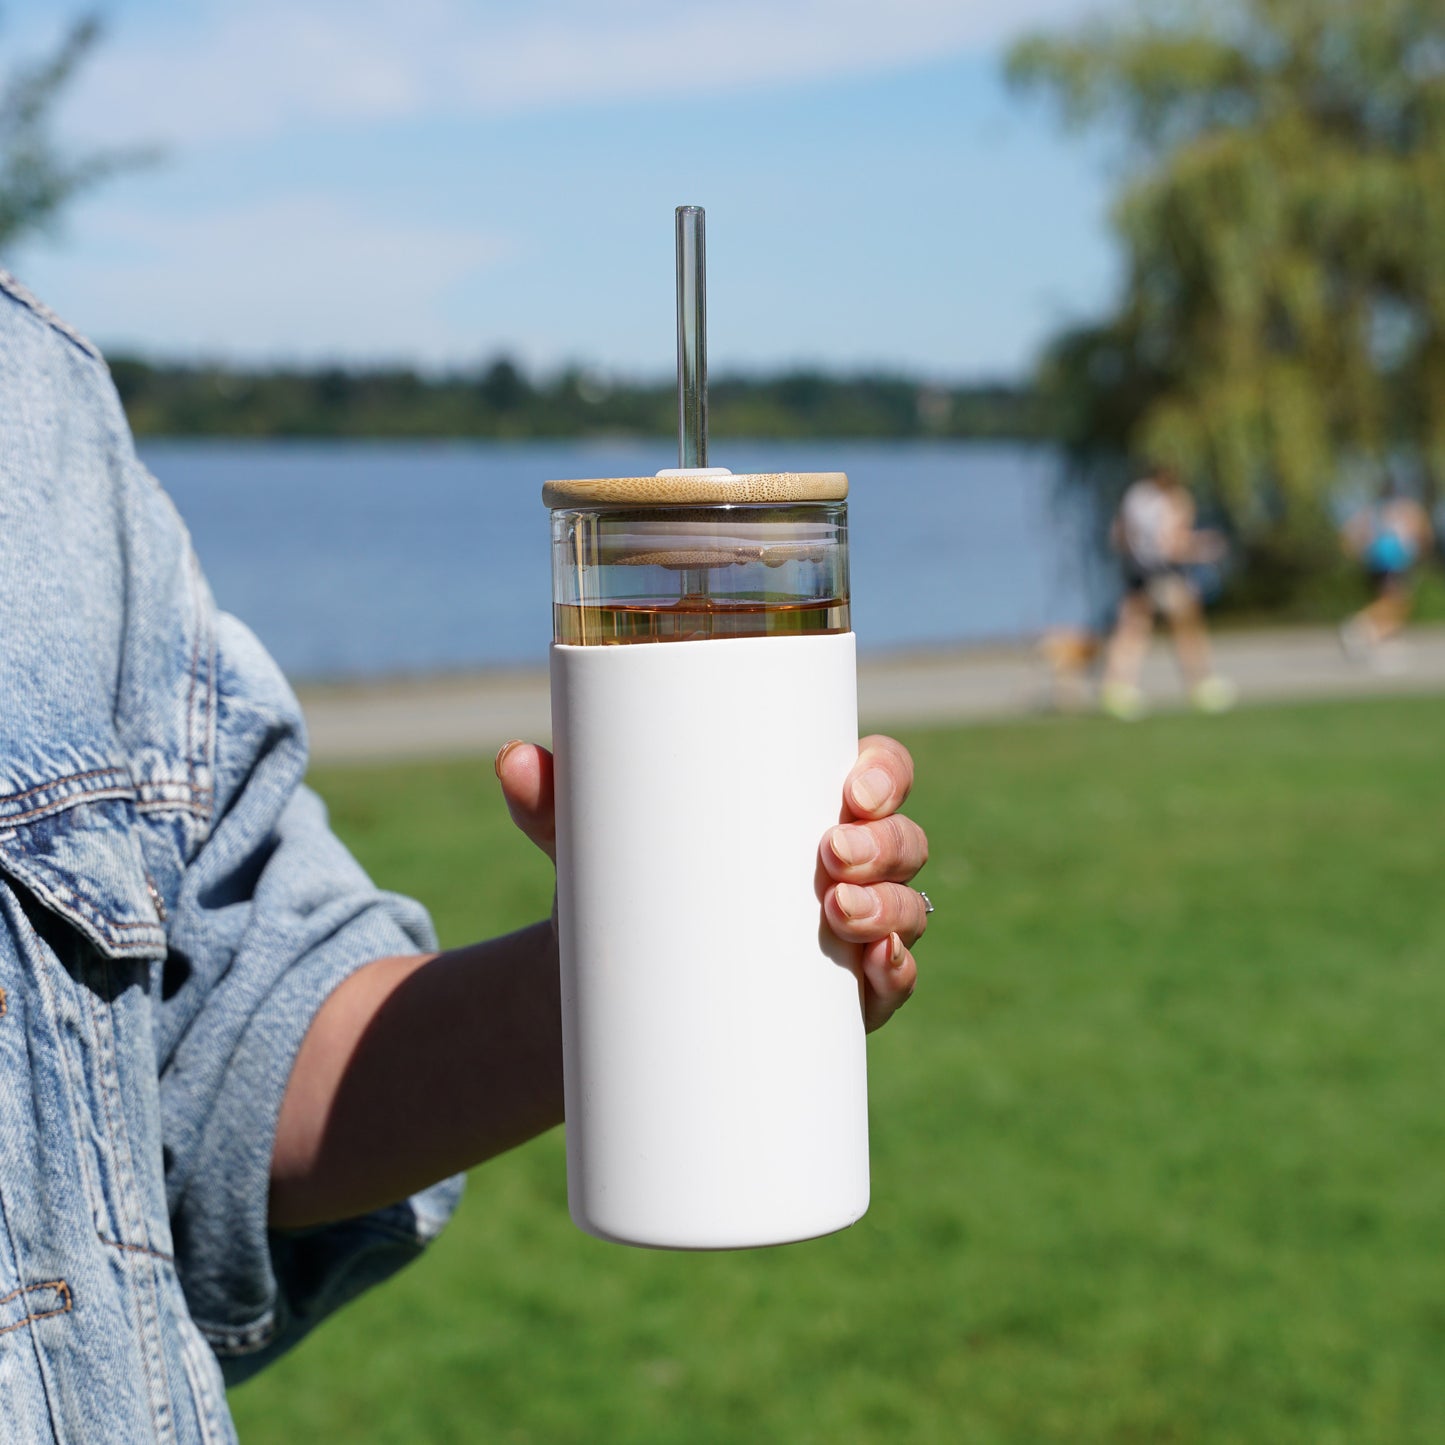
{"left": 229, "top": 695, "right": 1445, "bottom": 1444}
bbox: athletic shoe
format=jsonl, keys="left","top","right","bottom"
{"left": 1338, "top": 618, "right": 1373, "bottom": 662}
{"left": 1100, "top": 681, "right": 1146, "bottom": 720}
{"left": 1191, "top": 675, "right": 1238, "bottom": 713}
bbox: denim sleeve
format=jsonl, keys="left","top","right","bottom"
{"left": 158, "top": 609, "right": 464, "bottom": 1385}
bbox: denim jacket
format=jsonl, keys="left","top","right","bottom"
{"left": 0, "top": 272, "right": 462, "bottom": 1442}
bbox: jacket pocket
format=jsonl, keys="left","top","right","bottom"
{"left": 0, "top": 775, "right": 166, "bottom": 960}
{"left": 0, "top": 778, "right": 174, "bottom": 1260}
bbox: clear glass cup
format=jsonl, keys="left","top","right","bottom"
{"left": 550, "top": 501, "right": 849, "bottom": 646}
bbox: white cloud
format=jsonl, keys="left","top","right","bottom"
{"left": 21, "top": 196, "right": 510, "bottom": 363}
{"left": 61, "top": 0, "right": 1106, "bottom": 147}
{"left": 6, "top": 0, "right": 1118, "bottom": 369}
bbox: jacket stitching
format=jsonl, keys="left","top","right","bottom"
{"left": 0, "top": 852, "right": 164, "bottom": 977}
{"left": 0, "top": 771, "right": 212, "bottom": 813}
{"left": 0, "top": 268, "right": 100, "bottom": 358}
{"left": 203, "top": 617, "right": 217, "bottom": 826}
{"left": 0, "top": 784, "right": 200, "bottom": 940}
{"left": 14, "top": 904, "right": 161, "bottom": 1248}
{"left": 0, "top": 1280, "right": 73, "bottom": 1337}
{"left": 17, "top": 905, "right": 114, "bottom": 1238}
{"left": 98, "top": 1235, "right": 175, "bottom": 1263}
{"left": 36, "top": 866, "right": 162, "bottom": 928}
{"left": 184, "top": 553, "right": 203, "bottom": 805}
{"left": 198, "top": 1313, "right": 276, "bottom": 1354}
{"left": 7, "top": 866, "right": 160, "bottom": 933}
{"left": 93, "top": 953, "right": 156, "bottom": 1248}
{"left": 135, "top": 782, "right": 213, "bottom": 799}
{"left": 84, "top": 962, "right": 132, "bottom": 1240}
{"left": 0, "top": 785, "right": 137, "bottom": 828}
{"left": 184, "top": 631, "right": 199, "bottom": 794}
{"left": 135, "top": 801, "right": 210, "bottom": 819}
{"left": 89, "top": 959, "right": 178, "bottom": 1433}
{"left": 0, "top": 768, "right": 129, "bottom": 808}
{"left": 181, "top": 549, "right": 218, "bottom": 836}
{"left": 175, "top": 1314, "right": 229, "bottom": 1445}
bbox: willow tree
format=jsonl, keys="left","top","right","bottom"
{"left": 0, "top": 15, "right": 150, "bottom": 251}
{"left": 1011, "top": 0, "right": 1445, "bottom": 552}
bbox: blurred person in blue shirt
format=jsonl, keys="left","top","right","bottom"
{"left": 1340, "top": 481, "right": 1435, "bottom": 665}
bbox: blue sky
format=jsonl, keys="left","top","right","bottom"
{"left": 6, "top": 0, "right": 1121, "bottom": 379}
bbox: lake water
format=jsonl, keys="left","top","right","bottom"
{"left": 139, "top": 438, "right": 1103, "bottom": 682}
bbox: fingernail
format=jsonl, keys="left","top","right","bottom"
{"left": 835, "top": 883, "right": 876, "bottom": 920}
{"left": 493, "top": 740, "right": 524, "bottom": 779}
{"left": 850, "top": 768, "right": 891, "bottom": 814}
{"left": 888, "top": 933, "right": 906, "bottom": 970}
{"left": 830, "top": 826, "right": 876, "bottom": 867}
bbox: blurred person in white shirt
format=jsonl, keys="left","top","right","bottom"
{"left": 1100, "top": 463, "right": 1234, "bottom": 719}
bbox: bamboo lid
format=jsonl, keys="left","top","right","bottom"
{"left": 542, "top": 471, "right": 848, "bottom": 509}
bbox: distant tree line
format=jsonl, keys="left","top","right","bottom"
{"left": 1, "top": 23, "right": 1054, "bottom": 445}
{"left": 108, "top": 356, "right": 1061, "bottom": 441}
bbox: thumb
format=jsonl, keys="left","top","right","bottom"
{"left": 494, "top": 741, "right": 557, "bottom": 863}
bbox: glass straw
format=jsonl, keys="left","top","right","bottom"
{"left": 675, "top": 205, "right": 707, "bottom": 469}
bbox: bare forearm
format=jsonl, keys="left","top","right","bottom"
{"left": 268, "top": 920, "right": 563, "bottom": 1229}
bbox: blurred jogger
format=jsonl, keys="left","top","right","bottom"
{"left": 1100, "top": 464, "right": 1235, "bottom": 720}
{"left": 1340, "top": 484, "right": 1435, "bottom": 667}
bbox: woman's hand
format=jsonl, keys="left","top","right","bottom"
{"left": 820, "top": 735, "right": 927, "bottom": 1032}
{"left": 495, "top": 733, "right": 928, "bottom": 1033}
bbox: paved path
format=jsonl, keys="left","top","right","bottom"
{"left": 298, "top": 624, "right": 1445, "bottom": 764}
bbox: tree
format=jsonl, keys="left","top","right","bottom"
{"left": 1010, "top": 0, "right": 1445, "bottom": 555}
{"left": 0, "top": 14, "right": 153, "bottom": 251}
{"left": 477, "top": 357, "right": 529, "bottom": 412}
